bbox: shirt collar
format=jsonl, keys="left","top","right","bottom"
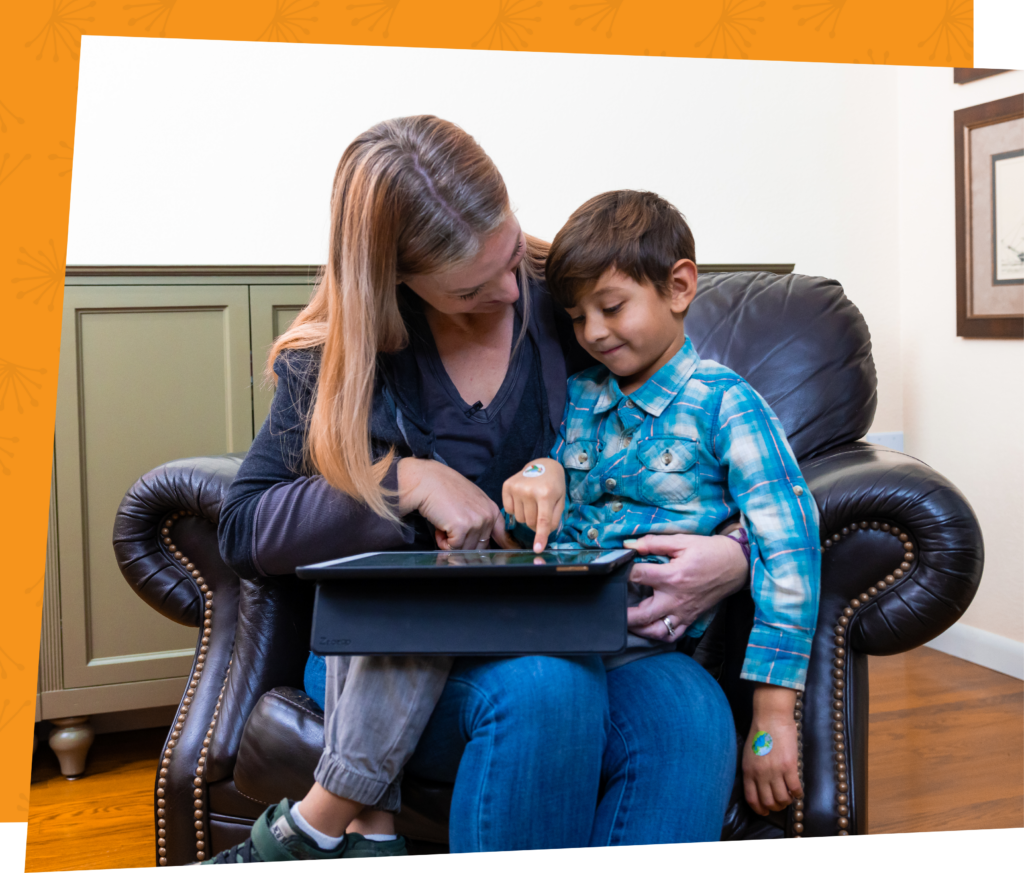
{"left": 592, "top": 337, "right": 700, "bottom": 417}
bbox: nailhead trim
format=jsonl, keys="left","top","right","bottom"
{"left": 792, "top": 690, "right": 804, "bottom": 836}
{"left": 155, "top": 510, "right": 218, "bottom": 866}
{"left": 821, "top": 520, "right": 915, "bottom": 835}
{"left": 192, "top": 653, "right": 234, "bottom": 863}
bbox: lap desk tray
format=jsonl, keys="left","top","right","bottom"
{"left": 298, "top": 549, "right": 634, "bottom": 656}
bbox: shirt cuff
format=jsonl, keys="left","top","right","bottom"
{"left": 739, "top": 623, "right": 814, "bottom": 691}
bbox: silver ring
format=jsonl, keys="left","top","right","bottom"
{"left": 662, "top": 617, "right": 675, "bottom": 637}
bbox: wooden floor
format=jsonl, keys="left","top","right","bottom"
{"left": 25, "top": 647, "right": 1024, "bottom": 871}
{"left": 27, "top": 726, "right": 167, "bottom": 872}
{"left": 865, "top": 646, "right": 1023, "bottom": 834}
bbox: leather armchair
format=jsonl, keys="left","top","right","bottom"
{"left": 113, "top": 272, "right": 984, "bottom": 866}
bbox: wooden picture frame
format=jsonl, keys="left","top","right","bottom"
{"left": 953, "top": 68, "right": 1009, "bottom": 85}
{"left": 954, "top": 94, "right": 1024, "bottom": 339}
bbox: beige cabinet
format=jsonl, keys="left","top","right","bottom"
{"left": 38, "top": 271, "right": 315, "bottom": 725}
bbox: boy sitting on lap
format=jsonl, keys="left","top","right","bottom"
{"left": 504, "top": 190, "right": 820, "bottom": 816}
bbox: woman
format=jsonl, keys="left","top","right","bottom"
{"left": 213, "top": 116, "right": 748, "bottom": 861}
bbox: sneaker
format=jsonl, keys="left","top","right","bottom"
{"left": 190, "top": 802, "right": 350, "bottom": 867}
{"left": 340, "top": 834, "right": 409, "bottom": 858}
{"left": 201, "top": 799, "right": 405, "bottom": 863}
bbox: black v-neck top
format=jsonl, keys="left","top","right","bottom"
{"left": 412, "top": 308, "right": 529, "bottom": 484}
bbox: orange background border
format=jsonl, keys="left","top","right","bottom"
{"left": 0, "top": 0, "right": 974, "bottom": 823}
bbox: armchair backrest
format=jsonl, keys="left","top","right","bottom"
{"left": 688, "top": 272, "right": 878, "bottom": 461}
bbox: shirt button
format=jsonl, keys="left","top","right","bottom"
{"left": 625, "top": 399, "right": 635, "bottom": 408}
{"left": 662, "top": 451, "right": 673, "bottom": 465}
{"left": 587, "top": 528, "right": 598, "bottom": 540}
{"left": 605, "top": 478, "right": 616, "bottom": 490}
{"left": 611, "top": 501, "right": 623, "bottom": 512}
{"left": 793, "top": 485, "right": 804, "bottom": 496}
{"left": 577, "top": 452, "right": 588, "bottom": 463}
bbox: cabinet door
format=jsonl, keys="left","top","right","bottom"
{"left": 55, "top": 285, "right": 253, "bottom": 689}
{"left": 249, "top": 284, "right": 315, "bottom": 432}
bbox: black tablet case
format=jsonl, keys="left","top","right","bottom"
{"left": 309, "top": 564, "right": 629, "bottom": 656}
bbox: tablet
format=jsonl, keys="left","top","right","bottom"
{"left": 304, "top": 549, "right": 634, "bottom": 656}
{"left": 297, "top": 548, "right": 635, "bottom": 580}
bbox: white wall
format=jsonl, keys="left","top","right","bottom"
{"left": 68, "top": 36, "right": 903, "bottom": 432}
{"left": 897, "top": 67, "right": 1024, "bottom": 654}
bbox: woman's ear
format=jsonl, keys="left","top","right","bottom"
{"left": 667, "top": 259, "right": 698, "bottom": 316}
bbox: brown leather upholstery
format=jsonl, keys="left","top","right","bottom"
{"left": 113, "top": 272, "right": 984, "bottom": 865}
{"left": 233, "top": 688, "right": 324, "bottom": 807}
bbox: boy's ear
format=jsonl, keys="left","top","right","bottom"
{"left": 667, "top": 259, "right": 698, "bottom": 316}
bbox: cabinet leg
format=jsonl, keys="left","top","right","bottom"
{"left": 48, "top": 716, "right": 95, "bottom": 779}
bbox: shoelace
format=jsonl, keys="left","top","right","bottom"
{"left": 209, "top": 836, "right": 258, "bottom": 864}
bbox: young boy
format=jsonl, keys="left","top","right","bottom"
{"left": 211, "top": 191, "right": 815, "bottom": 866}
{"left": 503, "top": 190, "right": 820, "bottom": 817}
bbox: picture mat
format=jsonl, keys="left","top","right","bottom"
{"left": 993, "top": 150, "right": 1024, "bottom": 283}
{"left": 969, "top": 117, "right": 1024, "bottom": 316}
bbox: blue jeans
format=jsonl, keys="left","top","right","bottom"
{"left": 402, "top": 653, "right": 737, "bottom": 851}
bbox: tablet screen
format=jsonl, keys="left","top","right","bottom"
{"left": 298, "top": 548, "right": 635, "bottom": 578}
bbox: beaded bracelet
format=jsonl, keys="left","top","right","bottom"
{"left": 724, "top": 527, "right": 751, "bottom": 563}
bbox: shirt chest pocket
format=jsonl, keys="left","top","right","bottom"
{"left": 636, "top": 437, "right": 698, "bottom": 508}
{"left": 562, "top": 439, "right": 603, "bottom": 504}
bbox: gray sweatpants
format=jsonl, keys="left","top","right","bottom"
{"left": 313, "top": 655, "right": 453, "bottom": 813}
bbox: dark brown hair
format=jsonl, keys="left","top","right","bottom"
{"left": 546, "top": 190, "right": 696, "bottom": 308}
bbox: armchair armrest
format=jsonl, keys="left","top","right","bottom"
{"left": 113, "top": 454, "right": 245, "bottom": 626}
{"left": 114, "top": 455, "right": 246, "bottom": 865}
{"left": 795, "top": 442, "right": 984, "bottom": 840}
{"left": 803, "top": 442, "right": 984, "bottom": 652}
{"left": 113, "top": 454, "right": 314, "bottom": 865}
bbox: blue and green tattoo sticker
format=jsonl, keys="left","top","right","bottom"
{"left": 751, "top": 731, "right": 774, "bottom": 756}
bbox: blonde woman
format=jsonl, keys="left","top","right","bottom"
{"left": 212, "top": 116, "right": 747, "bottom": 861}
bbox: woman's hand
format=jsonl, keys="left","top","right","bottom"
{"left": 501, "top": 459, "right": 566, "bottom": 552}
{"left": 625, "top": 533, "right": 749, "bottom": 640}
{"left": 398, "top": 458, "right": 515, "bottom": 550}
{"left": 743, "top": 684, "right": 802, "bottom": 815}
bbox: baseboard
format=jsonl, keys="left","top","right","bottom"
{"left": 924, "top": 623, "right": 1024, "bottom": 680}
{"left": 864, "top": 431, "right": 904, "bottom": 451}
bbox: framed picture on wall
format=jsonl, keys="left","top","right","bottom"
{"left": 954, "top": 93, "right": 1024, "bottom": 339}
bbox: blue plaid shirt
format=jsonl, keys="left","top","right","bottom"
{"left": 550, "top": 338, "right": 820, "bottom": 690}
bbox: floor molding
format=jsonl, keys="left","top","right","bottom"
{"left": 924, "top": 622, "right": 1024, "bottom": 680}
{"left": 864, "top": 431, "right": 904, "bottom": 451}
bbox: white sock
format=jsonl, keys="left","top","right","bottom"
{"left": 289, "top": 802, "right": 346, "bottom": 851}
{"left": 363, "top": 834, "right": 398, "bottom": 842}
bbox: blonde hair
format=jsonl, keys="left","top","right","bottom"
{"left": 269, "top": 116, "right": 547, "bottom": 520}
